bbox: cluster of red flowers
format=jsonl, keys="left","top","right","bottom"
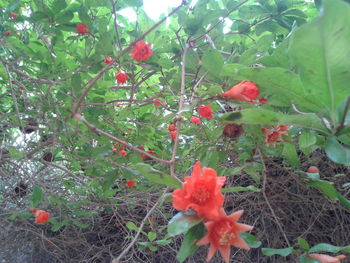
{"left": 112, "top": 142, "right": 127, "bottom": 156}
{"left": 153, "top": 98, "right": 165, "bottom": 107}
{"left": 261, "top": 125, "right": 290, "bottom": 147}
{"left": 172, "top": 162, "right": 253, "bottom": 263}
{"left": 115, "top": 69, "right": 129, "bottom": 84}
{"left": 221, "top": 81, "right": 267, "bottom": 104}
{"left": 168, "top": 124, "right": 177, "bottom": 141}
{"left": 30, "top": 208, "right": 50, "bottom": 224}
{"left": 198, "top": 104, "right": 213, "bottom": 119}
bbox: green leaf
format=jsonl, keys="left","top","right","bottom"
{"left": 299, "top": 256, "right": 319, "bottom": 263}
{"left": 72, "top": 220, "right": 90, "bottom": 228}
{"left": 240, "top": 233, "right": 262, "bottom": 248}
{"left": 261, "top": 247, "right": 293, "bottom": 256}
{"left": 299, "top": 132, "right": 317, "bottom": 149}
{"left": 202, "top": 49, "right": 224, "bottom": 76}
{"left": 176, "top": 223, "right": 205, "bottom": 263}
{"left": 297, "top": 237, "right": 310, "bottom": 250}
{"left": 222, "top": 185, "right": 260, "bottom": 193}
{"left": 282, "top": 142, "right": 300, "bottom": 168}
{"left": 130, "top": 163, "right": 181, "bottom": 188}
{"left": 309, "top": 243, "right": 350, "bottom": 254}
{"left": 308, "top": 179, "right": 338, "bottom": 200}
{"left": 325, "top": 136, "right": 350, "bottom": 165}
{"left": 147, "top": 232, "right": 157, "bottom": 242}
{"left": 167, "top": 212, "right": 203, "bottom": 237}
{"left": 51, "top": 0, "right": 67, "bottom": 13}
{"left": 29, "top": 186, "right": 43, "bottom": 207}
{"left": 126, "top": 221, "right": 140, "bottom": 232}
{"left": 288, "top": 0, "right": 350, "bottom": 122}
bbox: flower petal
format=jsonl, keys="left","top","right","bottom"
{"left": 231, "top": 236, "right": 250, "bottom": 250}
{"left": 219, "top": 246, "right": 231, "bottom": 263}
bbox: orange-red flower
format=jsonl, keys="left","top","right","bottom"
{"left": 191, "top": 116, "right": 201, "bottom": 124}
{"left": 198, "top": 104, "right": 213, "bottom": 120}
{"left": 197, "top": 209, "right": 253, "bottom": 263}
{"left": 258, "top": 97, "right": 268, "bottom": 104}
{"left": 172, "top": 161, "right": 226, "bottom": 221}
{"left": 11, "top": 12, "right": 19, "bottom": 19}
{"left": 309, "top": 254, "right": 346, "bottom": 263}
{"left": 221, "top": 81, "right": 260, "bottom": 103}
{"left": 168, "top": 124, "right": 176, "bottom": 132}
{"left": 127, "top": 180, "right": 135, "bottom": 188}
{"left": 104, "top": 56, "right": 112, "bottom": 64}
{"left": 115, "top": 70, "right": 129, "bottom": 84}
{"left": 34, "top": 210, "right": 50, "bottom": 224}
{"left": 76, "top": 23, "right": 89, "bottom": 34}
{"left": 112, "top": 142, "right": 127, "bottom": 156}
{"left": 170, "top": 131, "right": 177, "bottom": 141}
{"left": 129, "top": 40, "right": 153, "bottom": 62}
{"left": 154, "top": 98, "right": 165, "bottom": 107}
{"left": 141, "top": 150, "right": 156, "bottom": 160}
{"left": 261, "top": 125, "right": 290, "bottom": 147}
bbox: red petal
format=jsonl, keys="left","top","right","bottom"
{"left": 218, "top": 246, "right": 231, "bottom": 263}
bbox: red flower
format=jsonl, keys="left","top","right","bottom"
{"left": 141, "top": 150, "right": 156, "bottom": 160}
{"left": 221, "top": 81, "right": 260, "bottom": 103}
{"left": 127, "top": 180, "right": 135, "bottom": 188}
{"left": 261, "top": 125, "right": 290, "bottom": 147}
{"left": 34, "top": 210, "right": 50, "bottom": 224}
{"left": 129, "top": 40, "right": 153, "bottom": 62}
{"left": 11, "top": 12, "right": 19, "bottom": 19}
{"left": 3, "top": 30, "right": 12, "bottom": 37}
{"left": 198, "top": 104, "right": 213, "bottom": 120}
{"left": 76, "top": 23, "right": 89, "bottom": 34}
{"left": 172, "top": 161, "right": 226, "bottom": 221}
{"left": 170, "top": 131, "right": 177, "bottom": 141}
{"left": 115, "top": 70, "right": 129, "bottom": 84}
{"left": 104, "top": 56, "right": 112, "bottom": 64}
{"left": 190, "top": 116, "right": 201, "bottom": 124}
{"left": 113, "top": 142, "right": 127, "bottom": 156}
{"left": 308, "top": 254, "right": 346, "bottom": 263}
{"left": 168, "top": 124, "right": 176, "bottom": 132}
{"left": 197, "top": 209, "right": 253, "bottom": 263}
{"left": 258, "top": 97, "right": 268, "bottom": 104}
{"left": 154, "top": 98, "right": 165, "bottom": 107}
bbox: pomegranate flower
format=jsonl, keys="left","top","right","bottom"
{"left": 153, "top": 98, "right": 165, "bottom": 107}
{"left": 168, "top": 124, "right": 176, "bottom": 132}
{"left": 198, "top": 104, "right": 213, "bottom": 120}
{"left": 261, "top": 125, "right": 290, "bottom": 147}
{"left": 127, "top": 180, "right": 135, "bottom": 188}
{"left": 76, "top": 23, "right": 89, "bottom": 34}
{"left": 115, "top": 70, "right": 129, "bottom": 84}
{"left": 221, "top": 81, "right": 260, "bottom": 103}
{"left": 309, "top": 254, "right": 346, "bottom": 263}
{"left": 172, "top": 161, "right": 226, "bottom": 221}
{"left": 141, "top": 150, "right": 156, "bottom": 160}
{"left": 129, "top": 40, "right": 153, "bottom": 62}
{"left": 11, "top": 12, "right": 19, "bottom": 19}
{"left": 104, "top": 56, "right": 112, "bottom": 64}
{"left": 258, "top": 97, "right": 268, "bottom": 104}
{"left": 170, "top": 131, "right": 177, "bottom": 141}
{"left": 197, "top": 209, "right": 253, "bottom": 263}
{"left": 34, "top": 210, "right": 50, "bottom": 224}
{"left": 191, "top": 116, "right": 201, "bottom": 124}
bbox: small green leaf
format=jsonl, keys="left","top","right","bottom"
{"left": 261, "top": 247, "right": 293, "bottom": 256}
{"left": 126, "top": 221, "right": 140, "bottom": 232}
{"left": 240, "top": 233, "right": 262, "bottom": 248}
{"left": 297, "top": 237, "right": 310, "bottom": 250}
{"left": 176, "top": 223, "right": 205, "bottom": 263}
{"left": 147, "top": 232, "right": 157, "bottom": 242}
{"left": 309, "top": 243, "right": 350, "bottom": 254}
{"left": 168, "top": 212, "right": 203, "bottom": 237}
{"left": 29, "top": 186, "right": 43, "bottom": 207}
{"left": 299, "top": 132, "right": 317, "bottom": 149}
{"left": 282, "top": 142, "right": 300, "bottom": 168}
{"left": 222, "top": 185, "right": 260, "bottom": 193}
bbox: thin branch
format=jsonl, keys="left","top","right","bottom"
{"left": 257, "top": 146, "right": 291, "bottom": 247}
{"left": 112, "top": 188, "right": 168, "bottom": 263}
{"left": 335, "top": 95, "right": 350, "bottom": 136}
{"left": 111, "top": 0, "right": 122, "bottom": 50}
{"left": 72, "top": 0, "right": 187, "bottom": 116}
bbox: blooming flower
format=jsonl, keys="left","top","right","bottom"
{"left": 258, "top": 97, "right": 268, "bottom": 104}
{"left": 11, "top": 12, "right": 19, "bottom": 19}
{"left": 191, "top": 116, "right": 201, "bottom": 124}
{"left": 129, "top": 40, "right": 153, "bottom": 62}
{"left": 170, "top": 131, "right": 177, "bottom": 141}
{"left": 309, "top": 254, "right": 346, "bottom": 263}
{"left": 168, "top": 124, "right": 176, "bottom": 132}
{"left": 141, "top": 150, "right": 156, "bottom": 160}
{"left": 127, "top": 180, "right": 135, "bottom": 188}
{"left": 221, "top": 81, "right": 260, "bottom": 103}
{"left": 76, "top": 23, "right": 89, "bottom": 34}
{"left": 172, "top": 161, "right": 226, "bottom": 221}
{"left": 115, "top": 70, "right": 129, "bottom": 84}
{"left": 153, "top": 98, "right": 165, "bottom": 107}
{"left": 104, "top": 56, "right": 112, "bottom": 64}
{"left": 198, "top": 104, "right": 213, "bottom": 120}
{"left": 222, "top": 124, "right": 244, "bottom": 139}
{"left": 261, "top": 125, "right": 290, "bottom": 147}
{"left": 34, "top": 210, "right": 50, "bottom": 224}
{"left": 197, "top": 209, "right": 253, "bottom": 263}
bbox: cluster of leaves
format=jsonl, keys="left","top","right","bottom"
{"left": 1, "top": 0, "right": 350, "bottom": 262}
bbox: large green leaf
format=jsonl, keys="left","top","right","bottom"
{"left": 167, "top": 212, "right": 203, "bottom": 237}
{"left": 309, "top": 243, "right": 350, "bottom": 254}
{"left": 325, "top": 136, "right": 350, "bottom": 165}
{"left": 288, "top": 0, "right": 350, "bottom": 124}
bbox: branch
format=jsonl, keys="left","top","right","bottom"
{"left": 335, "top": 95, "right": 350, "bottom": 136}
{"left": 72, "top": 1, "right": 187, "bottom": 116}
